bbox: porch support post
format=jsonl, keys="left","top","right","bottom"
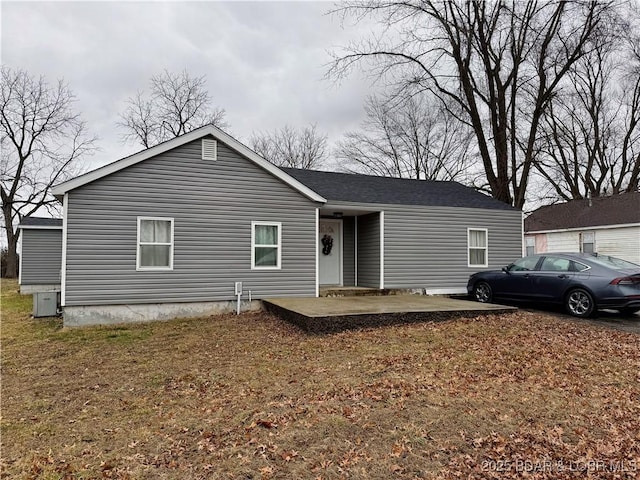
{"left": 354, "top": 216, "right": 358, "bottom": 287}
{"left": 315, "top": 208, "right": 319, "bottom": 297}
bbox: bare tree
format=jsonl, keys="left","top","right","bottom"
{"left": 534, "top": 13, "right": 640, "bottom": 201}
{"left": 337, "top": 94, "right": 473, "bottom": 181}
{"left": 329, "top": 0, "right": 614, "bottom": 208}
{"left": 617, "top": 31, "right": 640, "bottom": 193}
{"left": 119, "top": 70, "right": 228, "bottom": 148}
{"left": 1, "top": 67, "right": 96, "bottom": 278}
{"left": 250, "top": 123, "right": 328, "bottom": 169}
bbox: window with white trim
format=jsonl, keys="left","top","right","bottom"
{"left": 581, "top": 231, "right": 595, "bottom": 253}
{"left": 251, "top": 222, "right": 281, "bottom": 269}
{"left": 525, "top": 236, "right": 535, "bottom": 256}
{"left": 468, "top": 228, "right": 488, "bottom": 267}
{"left": 137, "top": 217, "right": 174, "bottom": 270}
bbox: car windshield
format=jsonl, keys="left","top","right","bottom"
{"left": 586, "top": 254, "right": 640, "bottom": 270}
{"left": 508, "top": 256, "right": 539, "bottom": 271}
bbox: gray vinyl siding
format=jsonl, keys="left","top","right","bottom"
{"left": 356, "top": 213, "right": 381, "bottom": 288}
{"left": 64, "top": 137, "right": 319, "bottom": 306}
{"left": 326, "top": 201, "right": 522, "bottom": 290}
{"left": 383, "top": 205, "right": 522, "bottom": 289}
{"left": 343, "top": 217, "right": 355, "bottom": 286}
{"left": 20, "top": 229, "right": 62, "bottom": 286}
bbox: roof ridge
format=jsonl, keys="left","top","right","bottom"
{"left": 281, "top": 167, "right": 456, "bottom": 185}
{"left": 283, "top": 167, "right": 515, "bottom": 210}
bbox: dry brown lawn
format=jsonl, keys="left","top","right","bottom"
{"left": 1, "top": 279, "right": 639, "bottom": 479}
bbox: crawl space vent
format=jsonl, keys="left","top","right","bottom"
{"left": 202, "top": 138, "right": 217, "bottom": 161}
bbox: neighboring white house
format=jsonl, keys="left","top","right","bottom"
{"left": 524, "top": 192, "right": 640, "bottom": 264}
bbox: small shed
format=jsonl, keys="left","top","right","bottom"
{"left": 18, "top": 217, "right": 63, "bottom": 294}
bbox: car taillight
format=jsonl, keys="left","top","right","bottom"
{"left": 610, "top": 276, "right": 640, "bottom": 285}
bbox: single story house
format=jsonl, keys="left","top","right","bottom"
{"left": 18, "top": 217, "right": 63, "bottom": 294}
{"left": 524, "top": 192, "right": 640, "bottom": 263}
{"left": 45, "top": 125, "right": 522, "bottom": 326}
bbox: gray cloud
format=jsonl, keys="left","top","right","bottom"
{"left": 1, "top": 1, "right": 379, "bottom": 171}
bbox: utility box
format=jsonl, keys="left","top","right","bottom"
{"left": 33, "top": 291, "right": 59, "bottom": 318}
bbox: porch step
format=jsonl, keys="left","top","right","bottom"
{"left": 319, "top": 287, "right": 408, "bottom": 298}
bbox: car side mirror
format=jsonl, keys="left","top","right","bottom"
{"left": 502, "top": 266, "right": 511, "bottom": 274}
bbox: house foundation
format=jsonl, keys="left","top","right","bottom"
{"left": 63, "top": 300, "right": 262, "bottom": 327}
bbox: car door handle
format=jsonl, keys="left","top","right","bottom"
{"left": 557, "top": 274, "right": 569, "bottom": 279}
{"left": 523, "top": 274, "right": 530, "bottom": 278}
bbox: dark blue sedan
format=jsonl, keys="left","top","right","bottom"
{"left": 467, "top": 253, "right": 640, "bottom": 318}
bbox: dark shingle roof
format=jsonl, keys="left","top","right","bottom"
{"left": 282, "top": 168, "right": 515, "bottom": 210}
{"left": 525, "top": 192, "right": 640, "bottom": 232}
{"left": 19, "top": 216, "right": 63, "bottom": 228}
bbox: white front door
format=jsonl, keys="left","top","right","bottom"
{"left": 319, "top": 219, "right": 342, "bottom": 285}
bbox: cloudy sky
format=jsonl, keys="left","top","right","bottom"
{"left": 2, "top": 1, "right": 379, "bottom": 171}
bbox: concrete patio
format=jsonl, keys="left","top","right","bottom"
{"left": 263, "top": 295, "right": 517, "bottom": 333}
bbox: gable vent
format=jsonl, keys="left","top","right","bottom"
{"left": 202, "top": 138, "right": 217, "bottom": 161}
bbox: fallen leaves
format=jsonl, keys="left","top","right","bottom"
{"left": 256, "top": 419, "right": 278, "bottom": 430}
{"left": 2, "top": 278, "right": 639, "bottom": 479}
{"left": 279, "top": 449, "right": 298, "bottom": 462}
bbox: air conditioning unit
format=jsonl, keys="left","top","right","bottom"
{"left": 33, "top": 291, "right": 59, "bottom": 318}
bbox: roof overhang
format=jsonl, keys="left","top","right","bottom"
{"left": 322, "top": 201, "right": 384, "bottom": 211}
{"left": 51, "top": 125, "right": 327, "bottom": 204}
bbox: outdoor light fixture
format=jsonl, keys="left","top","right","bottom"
{"left": 333, "top": 212, "right": 343, "bottom": 219}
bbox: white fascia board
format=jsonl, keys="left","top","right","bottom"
{"left": 521, "top": 212, "right": 525, "bottom": 257}
{"left": 380, "top": 211, "right": 384, "bottom": 289}
{"left": 52, "top": 125, "right": 327, "bottom": 204}
{"left": 17, "top": 225, "right": 63, "bottom": 230}
{"left": 321, "top": 201, "right": 382, "bottom": 213}
{"left": 61, "top": 193, "right": 68, "bottom": 307}
{"left": 526, "top": 223, "right": 640, "bottom": 234}
{"left": 18, "top": 235, "right": 22, "bottom": 285}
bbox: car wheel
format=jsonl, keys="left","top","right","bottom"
{"left": 565, "top": 288, "right": 595, "bottom": 318}
{"left": 473, "top": 282, "right": 492, "bottom": 303}
{"left": 617, "top": 307, "right": 640, "bottom": 316}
